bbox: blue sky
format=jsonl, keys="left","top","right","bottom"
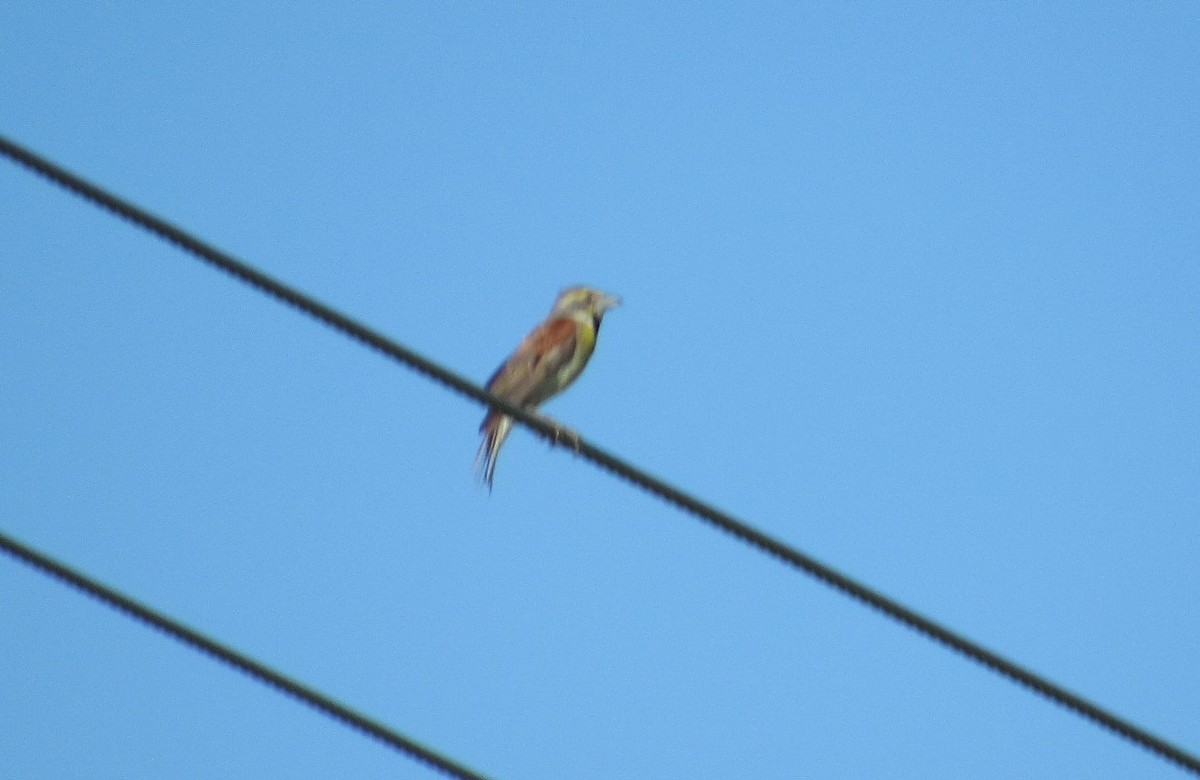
{"left": 2, "top": 3, "right": 1197, "bottom": 778}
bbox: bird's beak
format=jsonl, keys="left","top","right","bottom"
{"left": 598, "top": 293, "right": 622, "bottom": 313}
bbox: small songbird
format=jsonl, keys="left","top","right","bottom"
{"left": 475, "top": 286, "right": 621, "bottom": 489}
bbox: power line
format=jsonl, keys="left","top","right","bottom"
{"left": 3, "top": 132, "right": 1197, "bottom": 776}
{"left": 0, "top": 530, "right": 494, "bottom": 780}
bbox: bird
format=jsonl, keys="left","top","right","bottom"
{"left": 475, "top": 286, "right": 621, "bottom": 490}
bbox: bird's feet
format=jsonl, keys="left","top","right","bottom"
{"left": 537, "top": 414, "right": 582, "bottom": 453}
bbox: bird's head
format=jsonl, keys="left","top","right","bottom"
{"left": 552, "top": 286, "right": 621, "bottom": 325}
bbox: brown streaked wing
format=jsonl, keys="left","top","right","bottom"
{"left": 486, "top": 316, "right": 578, "bottom": 406}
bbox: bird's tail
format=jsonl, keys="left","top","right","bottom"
{"left": 474, "top": 412, "right": 513, "bottom": 491}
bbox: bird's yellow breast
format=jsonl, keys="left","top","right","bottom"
{"left": 555, "top": 313, "right": 597, "bottom": 390}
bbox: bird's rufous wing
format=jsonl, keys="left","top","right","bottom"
{"left": 485, "top": 316, "right": 578, "bottom": 406}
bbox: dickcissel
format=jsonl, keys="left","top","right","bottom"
{"left": 475, "top": 286, "right": 621, "bottom": 489}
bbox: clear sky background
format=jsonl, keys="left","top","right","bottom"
{"left": 2, "top": 4, "right": 1197, "bottom": 779}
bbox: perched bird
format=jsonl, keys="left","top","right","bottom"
{"left": 475, "top": 286, "right": 621, "bottom": 489}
